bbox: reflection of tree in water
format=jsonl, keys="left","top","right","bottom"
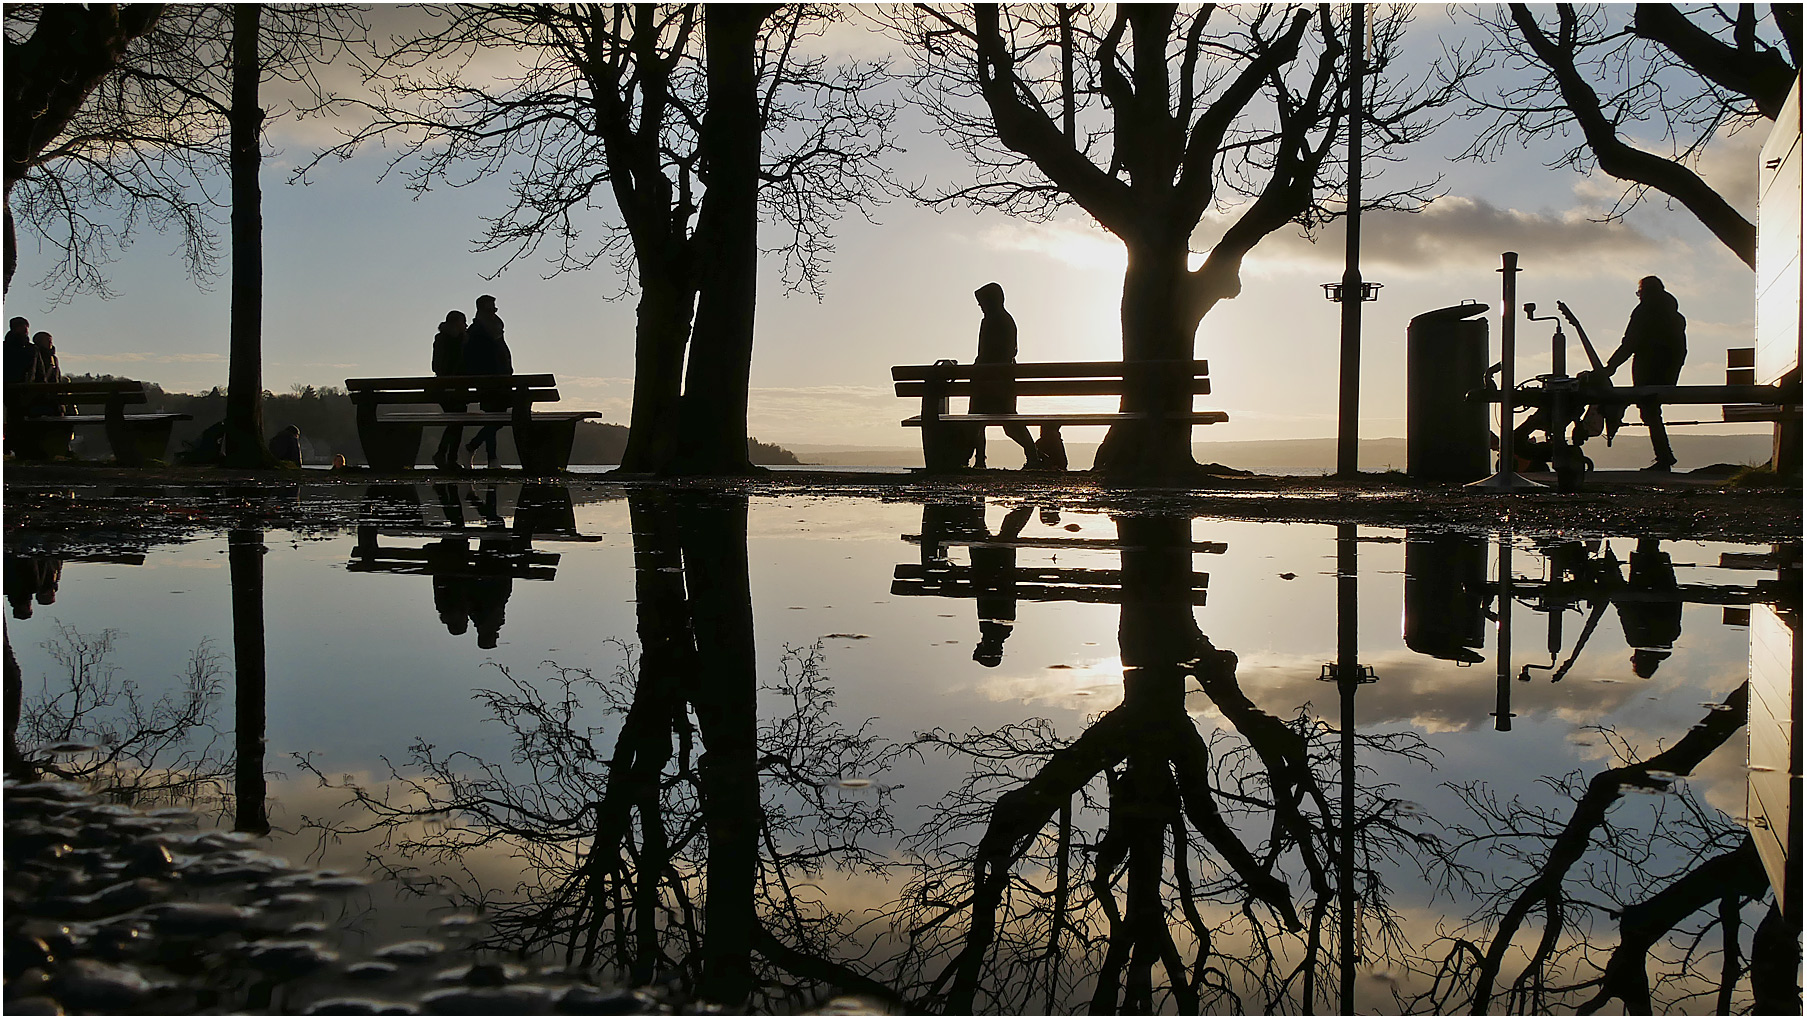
{"left": 1408, "top": 682, "right": 1797, "bottom": 1015}
{"left": 7, "top": 623, "right": 229, "bottom": 806}
{"left": 297, "top": 491, "right": 905, "bottom": 1010}
{"left": 888, "top": 515, "right": 1434, "bottom": 1014}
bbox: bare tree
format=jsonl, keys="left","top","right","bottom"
{"left": 310, "top": 5, "right": 895, "bottom": 476}
{"left": 886, "top": 5, "right": 1451, "bottom": 478}
{"left": 4, "top": 5, "right": 369, "bottom": 465}
{"left": 3, "top": 3, "right": 170, "bottom": 296}
{"left": 1451, "top": 4, "right": 1800, "bottom": 269}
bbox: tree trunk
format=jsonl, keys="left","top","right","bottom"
{"left": 223, "top": 4, "right": 271, "bottom": 468}
{"left": 617, "top": 270, "right": 694, "bottom": 473}
{"left": 1094, "top": 242, "right": 1204, "bottom": 479}
{"left": 671, "top": 6, "right": 771, "bottom": 476}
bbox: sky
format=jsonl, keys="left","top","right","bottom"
{"left": 2, "top": 5, "right": 1781, "bottom": 450}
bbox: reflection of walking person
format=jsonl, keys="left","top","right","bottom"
{"left": 971, "top": 504, "right": 1034, "bottom": 667}
{"left": 971, "top": 283, "right": 1042, "bottom": 470}
{"left": 1604, "top": 276, "right": 1687, "bottom": 472}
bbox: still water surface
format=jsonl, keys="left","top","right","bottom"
{"left": 5, "top": 483, "right": 1790, "bottom": 1013}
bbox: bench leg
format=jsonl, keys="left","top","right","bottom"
{"left": 516, "top": 419, "right": 578, "bottom": 473}
{"left": 358, "top": 423, "right": 425, "bottom": 471}
{"left": 9, "top": 422, "right": 72, "bottom": 460}
{"left": 106, "top": 420, "right": 176, "bottom": 466}
{"left": 922, "top": 421, "right": 974, "bottom": 473}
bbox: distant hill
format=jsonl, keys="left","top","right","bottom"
{"left": 786, "top": 433, "right": 1777, "bottom": 473}
{"left": 67, "top": 378, "right": 801, "bottom": 466}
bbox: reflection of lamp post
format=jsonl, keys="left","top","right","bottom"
{"left": 1320, "top": 523, "right": 1377, "bottom": 1014}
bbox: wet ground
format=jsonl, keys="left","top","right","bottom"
{"left": 5, "top": 462, "right": 1800, "bottom": 546}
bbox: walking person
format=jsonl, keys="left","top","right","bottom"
{"left": 1603, "top": 276, "right": 1687, "bottom": 472}
{"left": 970, "top": 282, "right": 1042, "bottom": 470}
{"left": 461, "top": 295, "right": 513, "bottom": 469}
{"left": 431, "top": 310, "right": 468, "bottom": 470}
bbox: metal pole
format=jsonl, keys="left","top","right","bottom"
{"left": 1469, "top": 252, "right": 1543, "bottom": 488}
{"left": 1335, "top": 4, "right": 1365, "bottom": 479}
{"left": 1494, "top": 533, "right": 1514, "bottom": 732}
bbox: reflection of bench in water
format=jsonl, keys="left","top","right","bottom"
{"left": 892, "top": 561, "right": 1211, "bottom": 605}
{"left": 348, "top": 530, "right": 561, "bottom": 582}
{"left": 904, "top": 533, "right": 1227, "bottom": 555}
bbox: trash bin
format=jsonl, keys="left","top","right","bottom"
{"left": 1407, "top": 301, "right": 1490, "bottom": 482}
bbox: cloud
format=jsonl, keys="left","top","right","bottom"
{"left": 975, "top": 197, "right": 1668, "bottom": 282}
{"left": 1231, "top": 196, "right": 1670, "bottom": 278}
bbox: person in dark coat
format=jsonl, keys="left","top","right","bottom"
{"left": 432, "top": 310, "right": 468, "bottom": 470}
{"left": 1603, "top": 276, "right": 1687, "bottom": 471}
{"left": 461, "top": 295, "right": 512, "bottom": 468}
{"left": 970, "top": 283, "right": 1042, "bottom": 470}
{"left": 269, "top": 424, "right": 302, "bottom": 465}
{"left": 3, "top": 318, "right": 33, "bottom": 384}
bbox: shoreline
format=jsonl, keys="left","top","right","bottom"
{"left": 3, "top": 461, "right": 1799, "bottom": 544}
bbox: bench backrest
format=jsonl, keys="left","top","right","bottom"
{"left": 5, "top": 380, "right": 150, "bottom": 418}
{"left": 893, "top": 359, "right": 1211, "bottom": 397}
{"left": 345, "top": 374, "right": 560, "bottom": 406}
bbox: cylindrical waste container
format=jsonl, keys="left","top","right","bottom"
{"left": 1407, "top": 301, "right": 1490, "bottom": 482}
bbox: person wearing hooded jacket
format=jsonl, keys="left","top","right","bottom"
{"left": 1603, "top": 275, "right": 1687, "bottom": 472}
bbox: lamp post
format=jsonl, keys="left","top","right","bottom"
{"left": 1334, "top": 2, "right": 1367, "bottom": 480}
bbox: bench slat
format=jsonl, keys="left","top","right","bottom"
{"left": 892, "top": 359, "right": 1208, "bottom": 381}
{"left": 347, "top": 373, "right": 556, "bottom": 390}
{"left": 897, "top": 378, "right": 1211, "bottom": 397}
{"left": 372, "top": 410, "right": 600, "bottom": 424}
{"left": 5, "top": 381, "right": 150, "bottom": 399}
{"left": 903, "top": 411, "right": 1229, "bottom": 427}
{"left": 20, "top": 412, "right": 190, "bottom": 425}
{"left": 354, "top": 389, "right": 563, "bottom": 405}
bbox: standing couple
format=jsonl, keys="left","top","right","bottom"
{"left": 431, "top": 294, "right": 512, "bottom": 471}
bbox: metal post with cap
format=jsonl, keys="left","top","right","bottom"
{"left": 1469, "top": 251, "right": 1543, "bottom": 489}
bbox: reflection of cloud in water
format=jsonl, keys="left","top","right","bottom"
{"left": 976, "top": 656, "right": 1126, "bottom": 712}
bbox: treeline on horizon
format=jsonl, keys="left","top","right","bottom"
{"left": 66, "top": 376, "right": 802, "bottom": 467}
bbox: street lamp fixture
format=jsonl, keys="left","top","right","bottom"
{"left": 1321, "top": 281, "right": 1384, "bottom": 303}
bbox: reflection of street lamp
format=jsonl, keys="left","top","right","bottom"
{"left": 1321, "top": 281, "right": 1385, "bottom": 303}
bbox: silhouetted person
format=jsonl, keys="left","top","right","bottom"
{"left": 462, "top": 295, "right": 512, "bottom": 469}
{"left": 1034, "top": 424, "right": 1067, "bottom": 471}
{"left": 1604, "top": 276, "right": 1687, "bottom": 471}
{"left": 1615, "top": 538, "right": 1683, "bottom": 678}
{"left": 268, "top": 424, "right": 302, "bottom": 465}
{"left": 971, "top": 283, "right": 1042, "bottom": 470}
{"left": 3, "top": 317, "right": 30, "bottom": 457}
{"left": 3, "top": 318, "right": 33, "bottom": 384}
{"left": 432, "top": 310, "right": 468, "bottom": 470}
{"left": 971, "top": 503, "right": 1034, "bottom": 667}
{"left": 27, "top": 332, "right": 69, "bottom": 417}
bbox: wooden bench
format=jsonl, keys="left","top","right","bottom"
{"left": 3, "top": 380, "right": 191, "bottom": 465}
{"left": 893, "top": 360, "right": 1228, "bottom": 471}
{"left": 344, "top": 374, "right": 600, "bottom": 472}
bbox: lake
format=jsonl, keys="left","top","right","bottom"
{"left": 5, "top": 481, "right": 1797, "bottom": 1013}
